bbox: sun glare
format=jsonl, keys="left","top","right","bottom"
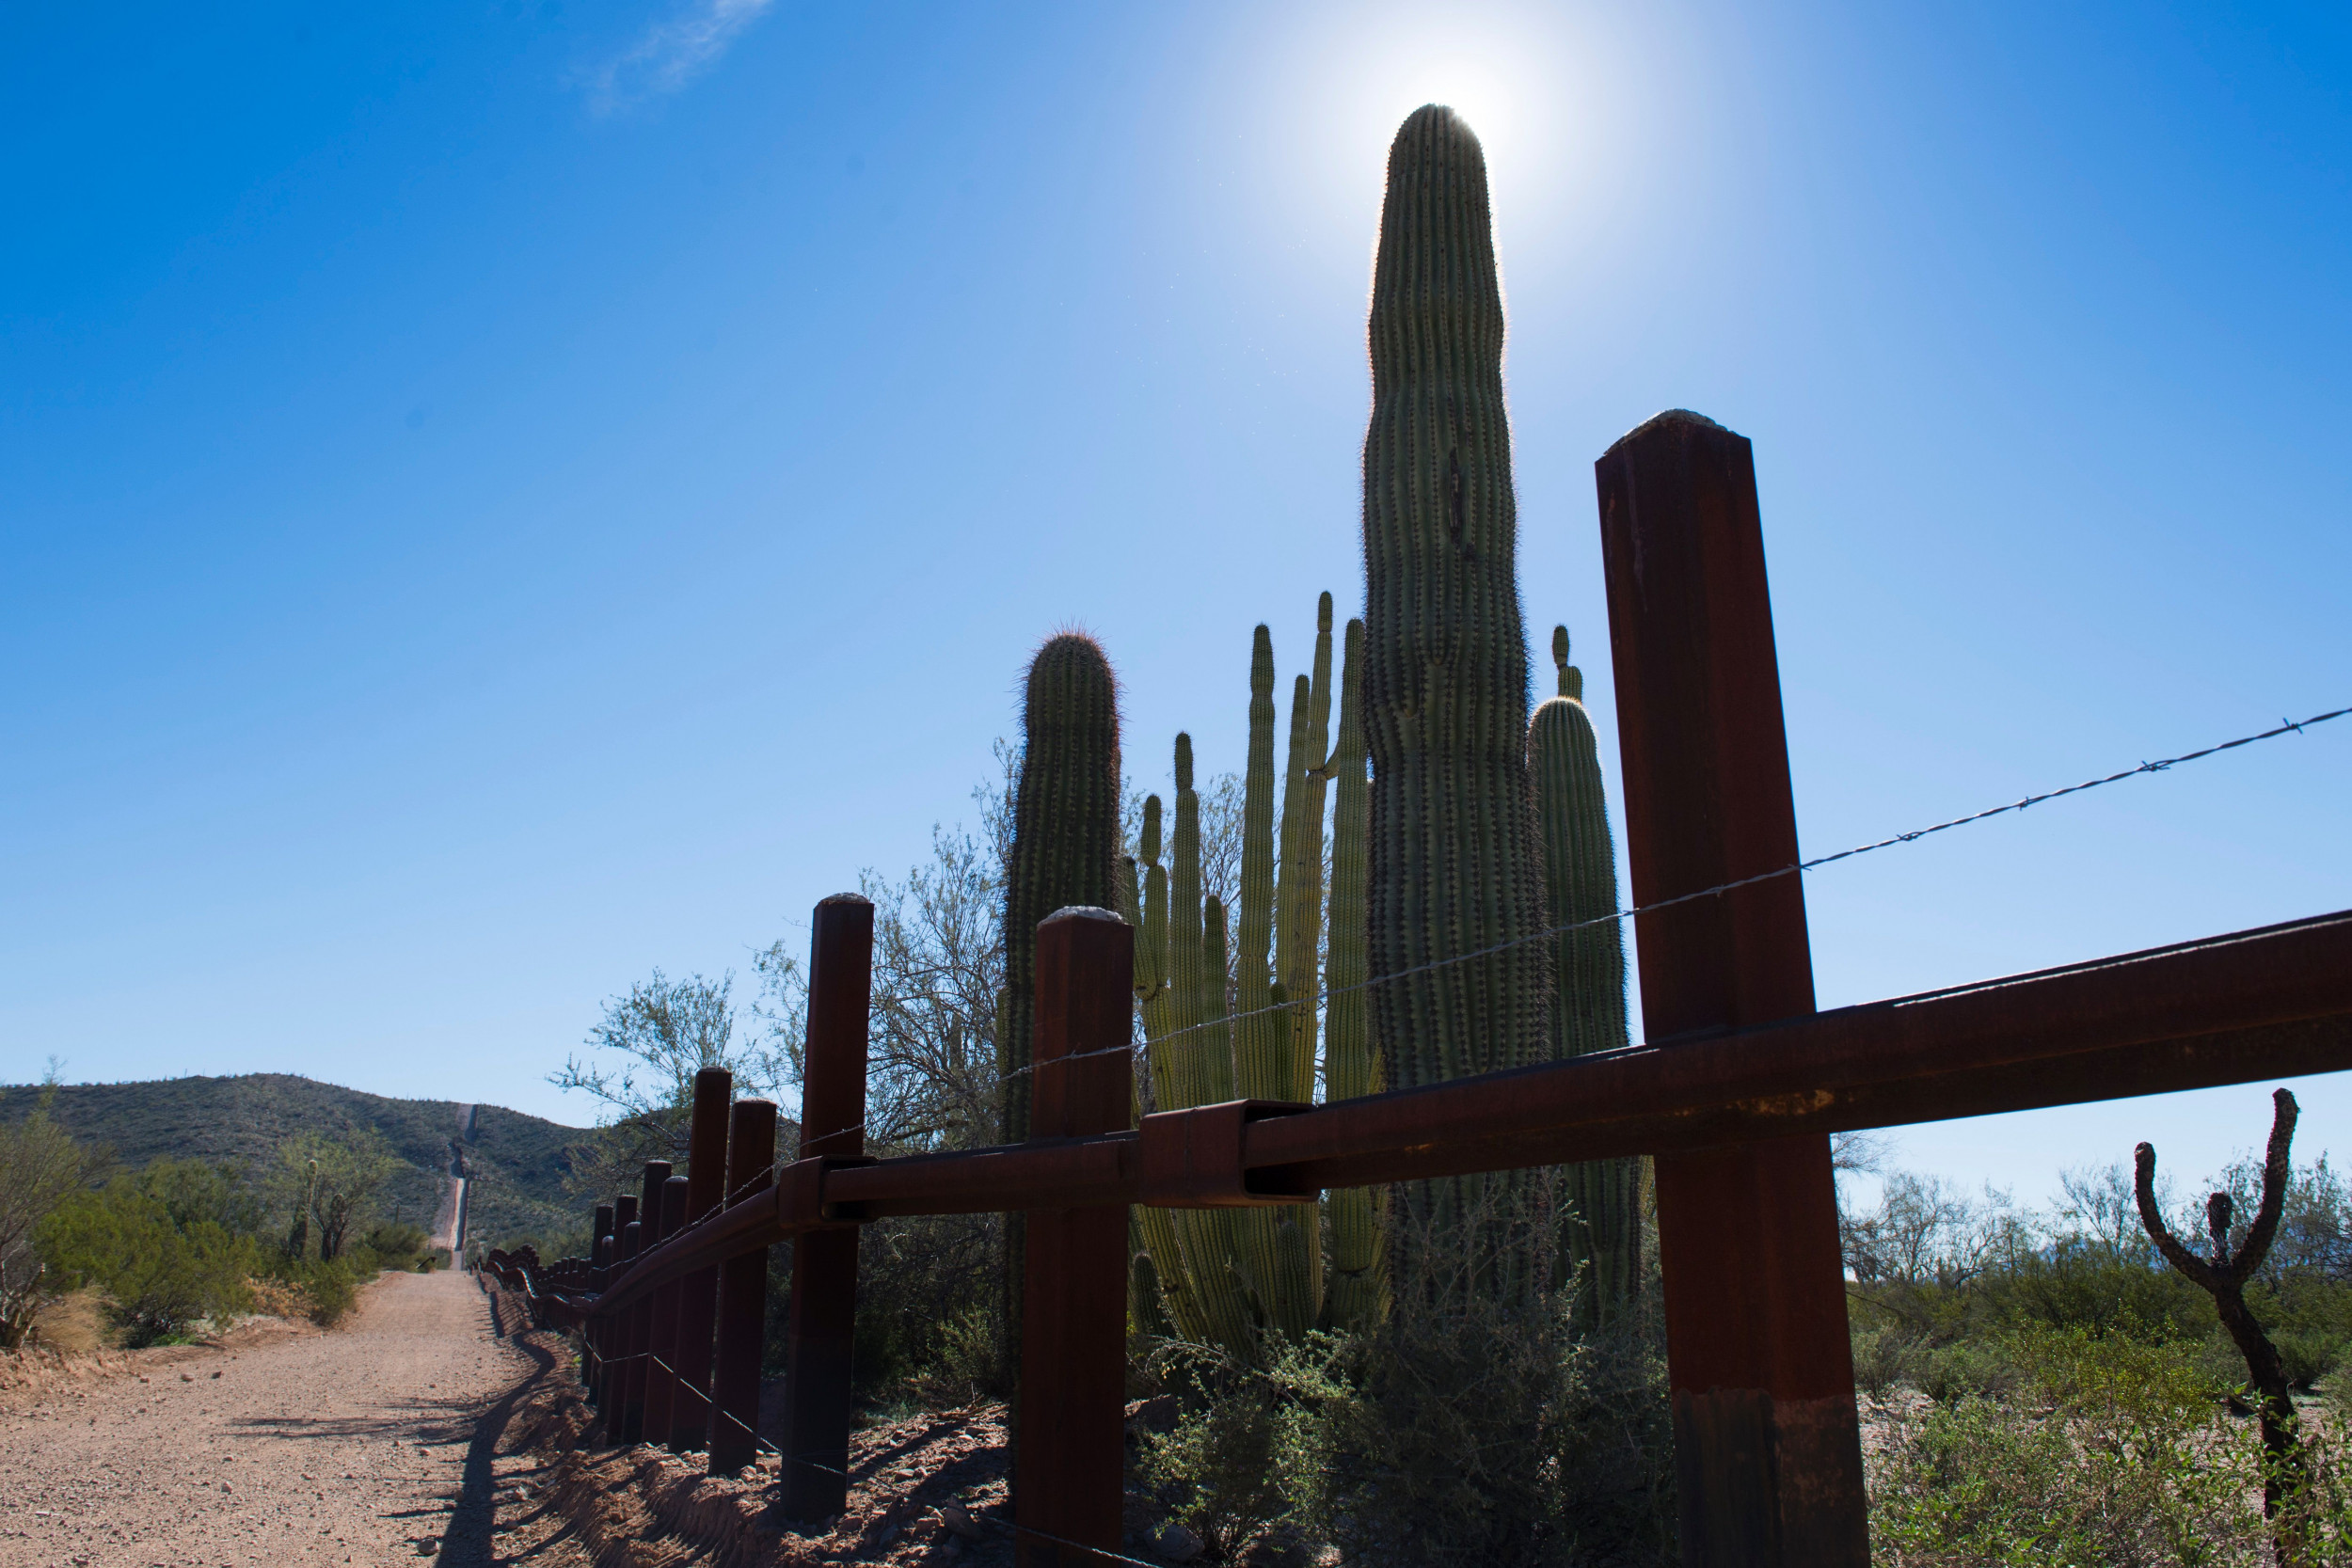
{"left": 1390, "top": 56, "right": 1522, "bottom": 161}
{"left": 1237, "top": 3, "right": 1619, "bottom": 270}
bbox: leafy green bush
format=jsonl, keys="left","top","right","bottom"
{"left": 360, "top": 1220, "right": 430, "bottom": 1266}
{"left": 274, "top": 1256, "right": 361, "bottom": 1326}
{"left": 36, "top": 1165, "right": 259, "bottom": 1345}
{"left": 1852, "top": 1323, "right": 1924, "bottom": 1399}
{"left": 1137, "top": 1349, "right": 1311, "bottom": 1558}
{"left": 1867, "top": 1324, "right": 2344, "bottom": 1566}
{"left": 1915, "top": 1336, "right": 2022, "bottom": 1405}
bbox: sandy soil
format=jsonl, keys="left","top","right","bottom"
{"left": 0, "top": 1270, "right": 592, "bottom": 1568}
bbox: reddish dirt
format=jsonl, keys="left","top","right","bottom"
{"left": 0, "top": 1270, "right": 592, "bottom": 1568}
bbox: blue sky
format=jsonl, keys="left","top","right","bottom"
{"left": 5, "top": 1, "right": 2345, "bottom": 1206}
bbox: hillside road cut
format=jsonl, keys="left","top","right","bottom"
{"left": 0, "top": 1270, "right": 591, "bottom": 1567}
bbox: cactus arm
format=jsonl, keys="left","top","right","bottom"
{"left": 1233, "top": 626, "right": 1282, "bottom": 1101}
{"left": 1530, "top": 626, "right": 1640, "bottom": 1324}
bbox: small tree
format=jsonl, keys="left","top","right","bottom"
{"left": 2137, "top": 1087, "right": 2309, "bottom": 1564}
{"left": 552, "top": 968, "right": 786, "bottom": 1198}
{"left": 273, "top": 1132, "right": 393, "bottom": 1261}
{"left": 0, "top": 1095, "right": 105, "bottom": 1348}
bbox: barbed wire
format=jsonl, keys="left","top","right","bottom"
{"left": 798, "top": 700, "right": 2352, "bottom": 1140}
{"left": 578, "top": 703, "right": 2349, "bottom": 1226}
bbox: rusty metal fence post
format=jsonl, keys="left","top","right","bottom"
{"left": 709, "top": 1097, "right": 779, "bottom": 1474}
{"left": 604, "top": 1212, "right": 642, "bottom": 1445}
{"left": 645, "top": 1174, "right": 690, "bottom": 1446}
{"left": 670, "top": 1066, "right": 734, "bottom": 1449}
{"left": 587, "top": 1203, "right": 613, "bottom": 1394}
{"left": 622, "top": 1161, "right": 671, "bottom": 1444}
{"left": 781, "top": 893, "right": 875, "bottom": 1521}
{"left": 1596, "top": 409, "right": 1868, "bottom": 1566}
{"left": 596, "top": 1195, "right": 636, "bottom": 1420}
{"left": 1014, "top": 906, "right": 1134, "bottom": 1567}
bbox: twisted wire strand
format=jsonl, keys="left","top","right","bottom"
{"left": 799, "top": 702, "right": 2351, "bottom": 1144}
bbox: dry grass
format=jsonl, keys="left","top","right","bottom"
{"left": 242, "top": 1275, "right": 312, "bottom": 1321}
{"left": 29, "top": 1287, "right": 106, "bottom": 1353}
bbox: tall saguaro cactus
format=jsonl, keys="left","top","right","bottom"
{"left": 1361, "top": 105, "right": 1553, "bottom": 1305}
{"left": 1530, "top": 625, "right": 1642, "bottom": 1323}
{"left": 998, "top": 633, "right": 1122, "bottom": 1413}
{"left": 999, "top": 633, "right": 1123, "bottom": 1144}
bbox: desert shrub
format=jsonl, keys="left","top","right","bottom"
{"left": 1852, "top": 1323, "right": 1924, "bottom": 1399}
{"left": 36, "top": 1168, "right": 259, "bottom": 1344}
{"left": 1138, "top": 1298, "right": 1676, "bottom": 1568}
{"left": 1979, "top": 1252, "right": 2215, "bottom": 1344}
{"left": 280, "top": 1256, "right": 361, "bottom": 1325}
{"left": 1137, "top": 1346, "right": 1312, "bottom": 1559}
{"left": 1914, "top": 1336, "right": 2022, "bottom": 1405}
{"left": 850, "top": 1211, "right": 1003, "bottom": 1403}
{"left": 360, "top": 1220, "right": 430, "bottom": 1268}
{"left": 756, "top": 1212, "right": 1001, "bottom": 1407}
{"left": 1872, "top": 1325, "right": 2265, "bottom": 1566}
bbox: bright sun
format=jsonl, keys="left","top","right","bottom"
{"left": 1390, "top": 55, "right": 1522, "bottom": 157}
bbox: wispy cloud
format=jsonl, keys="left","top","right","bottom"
{"left": 584, "top": 0, "right": 775, "bottom": 113}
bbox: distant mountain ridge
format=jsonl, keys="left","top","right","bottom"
{"left": 0, "top": 1073, "right": 587, "bottom": 1251}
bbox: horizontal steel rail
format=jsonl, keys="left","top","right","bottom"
{"left": 583, "top": 907, "right": 2352, "bottom": 1320}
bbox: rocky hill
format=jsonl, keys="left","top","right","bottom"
{"left": 0, "top": 1073, "right": 587, "bottom": 1252}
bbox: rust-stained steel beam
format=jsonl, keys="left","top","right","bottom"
{"left": 1014, "top": 907, "right": 1135, "bottom": 1568}
{"left": 1244, "top": 910, "right": 2352, "bottom": 1188}
{"left": 782, "top": 894, "right": 873, "bottom": 1522}
{"left": 707, "top": 1097, "right": 778, "bottom": 1477}
{"left": 668, "top": 1067, "right": 732, "bottom": 1450}
{"left": 1597, "top": 408, "right": 1865, "bottom": 1567}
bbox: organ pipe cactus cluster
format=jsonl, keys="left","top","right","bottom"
{"left": 1130, "top": 600, "right": 1349, "bottom": 1354}
{"left": 1530, "top": 625, "right": 1643, "bottom": 1324}
{"left": 1362, "top": 104, "right": 1555, "bottom": 1307}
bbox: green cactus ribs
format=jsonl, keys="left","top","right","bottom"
{"left": 997, "top": 631, "right": 1121, "bottom": 1420}
{"left": 1530, "top": 624, "right": 1642, "bottom": 1326}
{"left": 1361, "top": 104, "right": 1554, "bottom": 1309}
{"left": 1127, "top": 599, "right": 1345, "bottom": 1354}
{"left": 998, "top": 631, "right": 1122, "bottom": 1145}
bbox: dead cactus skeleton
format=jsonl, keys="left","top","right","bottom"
{"left": 2135, "top": 1086, "right": 2308, "bottom": 1566}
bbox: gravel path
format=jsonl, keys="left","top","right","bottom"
{"left": 0, "top": 1271, "right": 591, "bottom": 1568}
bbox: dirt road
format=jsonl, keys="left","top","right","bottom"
{"left": 0, "top": 1270, "right": 590, "bottom": 1568}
